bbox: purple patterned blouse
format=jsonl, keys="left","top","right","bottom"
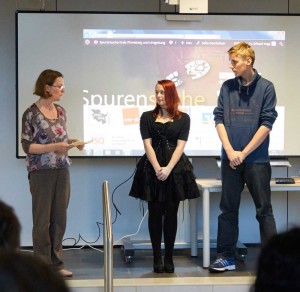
{"left": 21, "top": 103, "right": 71, "bottom": 172}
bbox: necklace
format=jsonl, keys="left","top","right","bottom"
{"left": 36, "top": 100, "right": 54, "bottom": 111}
{"left": 157, "top": 114, "right": 173, "bottom": 124}
{"left": 36, "top": 100, "right": 57, "bottom": 119}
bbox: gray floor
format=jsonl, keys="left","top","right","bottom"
{"left": 55, "top": 245, "right": 261, "bottom": 280}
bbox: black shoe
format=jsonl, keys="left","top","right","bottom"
{"left": 153, "top": 257, "right": 164, "bottom": 273}
{"left": 164, "top": 257, "right": 174, "bottom": 273}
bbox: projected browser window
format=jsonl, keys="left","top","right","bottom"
{"left": 81, "top": 29, "right": 285, "bottom": 156}
{"left": 83, "top": 30, "right": 285, "bottom": 47}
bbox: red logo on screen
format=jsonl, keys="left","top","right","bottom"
{"left": 122, "top": 108, "right": 140, "bottom": 125}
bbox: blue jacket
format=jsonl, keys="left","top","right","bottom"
{"left": 213, "top": 69, "right": 278, "bottom": 163}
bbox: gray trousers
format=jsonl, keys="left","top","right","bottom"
{"left": 29, "top": 168, "right": 70, "bottom": 270}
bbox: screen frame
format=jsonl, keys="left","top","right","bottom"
{"left": 15, "top": 10, "right": 300, "bottom": 159}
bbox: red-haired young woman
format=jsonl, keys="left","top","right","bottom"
{"left": 129, "top": 79, "right": 200, "bottom": 273}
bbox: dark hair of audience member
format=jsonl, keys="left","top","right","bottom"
{"left": 253, "top": 227, "right": 300, "bottom": 292}
{"left": 0, "top": 251, "right": 70, "bottom": 292}
{"left": 0, "top": 200, "right": 21, "bottom": 250}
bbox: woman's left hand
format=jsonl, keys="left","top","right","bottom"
{"left": 68, "top": 139, "right": 84, "bottom": 151}
{"left": 156, "top": 167, "right": 171, "bottom": 181}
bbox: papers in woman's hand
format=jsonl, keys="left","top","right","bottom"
{"left": 71, "top": 139, "right": 92, "bottom": 147}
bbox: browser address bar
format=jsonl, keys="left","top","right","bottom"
{"left": 90, "top": 33, "right": 220, "bottom": 39}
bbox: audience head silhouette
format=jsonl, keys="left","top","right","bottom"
{"left": 0, "top": 200, "right": 21, "bottom": 251}
{"left": 253, "top": 227, "right": 300, "bottom": 292}
{"left": 0, "top": 251, "right": 70, "bottom": 292}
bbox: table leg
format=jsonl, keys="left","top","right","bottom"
{"left": 190, "top": 196, "right": 199, "bottom": 257}
{"left": 202, "top": 188, "right": 210, "bottom": 268}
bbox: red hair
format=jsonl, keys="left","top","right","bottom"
{"left": 153, "top": 80, "right": 181, "bottom": 118}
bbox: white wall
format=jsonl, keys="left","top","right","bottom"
{"left": 1, "top": 0, "right": 300, "bottom": 249}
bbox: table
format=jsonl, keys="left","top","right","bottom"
{"left": 191, "top": 178, "right": 300, "bottom": 268}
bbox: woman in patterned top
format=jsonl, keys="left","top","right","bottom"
{"left": 21, "top": 69, "right": 83, "bottom": 277}
{"left": 129, "top": 80, "right": 200, "bottom": 273}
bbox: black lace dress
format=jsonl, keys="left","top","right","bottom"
{"left": 129, "top": 110, "right": 201, "bottom": 202}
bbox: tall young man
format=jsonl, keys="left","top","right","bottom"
{"left": 210, "top": 42, "right": 278, "bottom": 272}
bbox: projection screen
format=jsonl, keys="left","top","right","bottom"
{"left": 16, "top": 12, "right": 298, "bottom": 158}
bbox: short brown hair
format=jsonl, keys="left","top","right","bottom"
{"left": 227, "top": 42, "right": 255, "bottom": 65}
{"left": 33, "top": 69, "right": 63, "bottom": 98}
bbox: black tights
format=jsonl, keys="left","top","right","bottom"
{"left": 148, "top": 200, "right": 180, "bottom": 259}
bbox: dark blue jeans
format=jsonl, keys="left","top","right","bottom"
{"left": 217, "top": 160, "right": 277, "bottom": 258}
